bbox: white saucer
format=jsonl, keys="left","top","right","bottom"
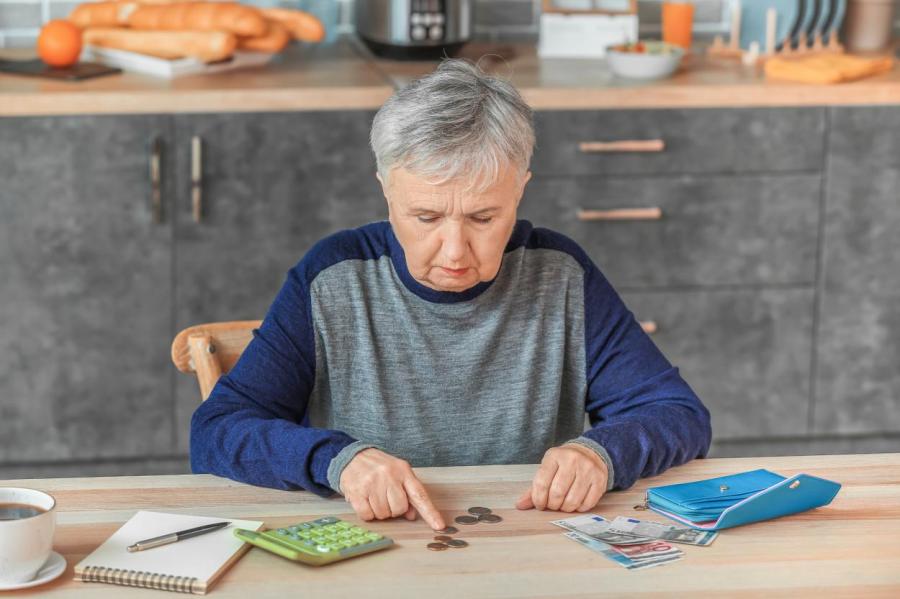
{"left": 0, "top": 551, "right": 67, "bottom": 591}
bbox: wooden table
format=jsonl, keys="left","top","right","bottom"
{"left": 3, "top": 453, "right": 899, "bottom": 597}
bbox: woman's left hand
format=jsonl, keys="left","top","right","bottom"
{"left": 515, "top": 444, "right": 609, "bottom": 512}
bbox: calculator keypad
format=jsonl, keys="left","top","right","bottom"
{"left": 240, "top": 516, "right": 392, "bottom": 566}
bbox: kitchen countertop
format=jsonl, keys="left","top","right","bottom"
{"left": 3, "top": 453, "right": 899, "bottom": 596}
{"left": 0, "top": 38, "right": 394, "bottom": 116}
{"left": 1, "top": 36, "right": 899, "bottom": 116}
{"left": 371, "top": 41, "right": 900, "bottom": 110}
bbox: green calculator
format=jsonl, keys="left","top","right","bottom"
{"left": 234, "top": 516, "right": 394, "bottom": 566}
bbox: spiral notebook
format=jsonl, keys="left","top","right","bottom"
{"left": 74, "top": 511, "right": 264, "bottom": 595}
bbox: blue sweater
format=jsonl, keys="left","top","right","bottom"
{"left": 190, "top": 220, "right": 712, "bottom": 497}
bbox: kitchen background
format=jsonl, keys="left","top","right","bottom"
{"left": 2, "top": 0, "right": 900, "bottom": 47}
{"left": 1, "top": 2, "right": 899, "bottom": 481}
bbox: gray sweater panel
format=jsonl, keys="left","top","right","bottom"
{"left": 308, "top": 247, "right": 593, "bottom": 494}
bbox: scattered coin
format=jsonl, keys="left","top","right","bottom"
{"left": 477, "top": 514, "right": 503, "bottom": 523}
{"left": 434, "top": 526, "right": 458, "bottom": 535}
{"left": 455, "top": 515, "right": 479, "bottom": 525}
{"left": 446, "top": 539, "right": 469, "bottom": 548}
{"left": 427, "top": 542, "right": 448, "bottom": 551}
{"left": 467, "top": 506, "right": 492, "bottom": 516}
{"left": 433, "top": 535, "right": 453, "bottom": 542}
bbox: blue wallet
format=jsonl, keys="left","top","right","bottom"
{"left": 644, "top": 469, "right": 842, "bottom": 531}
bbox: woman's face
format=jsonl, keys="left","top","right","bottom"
{"left": 380, "top": 164, "right": 532, "bottom": 293}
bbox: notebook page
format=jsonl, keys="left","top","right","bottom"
{"left": 76, "top": 511, "right": 264, "bottom": 581}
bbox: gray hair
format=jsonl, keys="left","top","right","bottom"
{"left": 370, "top": 58, "right": 535, "bottom": 193}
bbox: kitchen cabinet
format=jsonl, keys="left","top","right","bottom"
{"left": 3, "top": 102, "right": 898, "bottom": 476}
{"left": 0, "top": 115, "right": 175, "bottom": 462}
{"left": 170, "top": 111, "right": 387, "bottom": 451}
{"left": 522, "top": 107, "right": 827, "bottom": 443}
{"left": 0, "top": 110, "right": 384, "bottom": 467}
{"left": 531, "top": 108, "right": 826, "bottom": 177}
{"left": 621, "top": 289, "right": 814, "bottom": 439}
{"left": 519, "top": 173, "right": 820, "bottom": 289}
{"left": 815, "top": 106, "right": 900, "bottom": 435}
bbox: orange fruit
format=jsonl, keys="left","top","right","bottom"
{"left": 37, "top": 20, "right": 82, "bottom": 68}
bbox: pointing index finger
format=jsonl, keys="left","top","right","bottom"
{"left": 403, "top": 477, "right": 445, "bottom": 530}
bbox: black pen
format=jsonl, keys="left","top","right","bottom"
{"left": 126, "top": 521, "right": 231, "bottom": 552}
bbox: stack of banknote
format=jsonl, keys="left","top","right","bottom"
{"left": 551, "top": 514, "right": 718, "bottom": 570}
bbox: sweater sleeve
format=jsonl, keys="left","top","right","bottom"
{"left": 189, "top": 263, "right": 360, "bottom": 498}
{"left": 568, "top": 260, "right": 712, "bottom": 491}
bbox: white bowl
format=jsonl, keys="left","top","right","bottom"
{"left": 606, "top": 41, "right": 685, "bottom": 80}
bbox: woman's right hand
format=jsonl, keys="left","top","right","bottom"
{"left": 339, "top": 448, "right": 446, "bottom": 531}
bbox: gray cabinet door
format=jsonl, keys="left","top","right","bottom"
{"left": 621, "top": 289, "right": 815, "bottom": 440}
{"left": 815, "top": 106, "right": 900, "bottom": 435}
{"left": 518, "top": 173, "right": 820, "bottom": 288}
{"left": 0, "top": 115, "right": 175, "bottom": 462}
{"left": 531, "top": 108, "right": 826, "bottom": 176}
{"left": 171, "top": 111, "right": 388, "bottom": 450}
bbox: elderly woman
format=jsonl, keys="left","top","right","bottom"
{"left": 190, "top": 60, "right": 711, "bottom": 532}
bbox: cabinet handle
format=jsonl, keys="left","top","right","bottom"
{"left": 577, "top": 207, "right": 663, "bottom": 221}
{"left": 191, "top": 135, "right": 203, "bottom": 224}
{"left": 578, "top": 139, "right": 665, "bottom": 153}
{"left": 149, "top": 137, "right": 162, "bottom": 224}
{"left": 640, "top": 321, "right": 658, "bottom": 334}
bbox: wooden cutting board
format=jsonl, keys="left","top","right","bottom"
{"left": 0, "top": 58, "right": 120, "bottom": 81}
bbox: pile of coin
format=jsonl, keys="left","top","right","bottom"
{"left": 455, "top": 506, "right": 502, "bottom": 525}
{"left": 426, "top": 507, "right": 502, "bottom": 551}
{"left": 426, "top": 523, "right": 463, "bottom": 552}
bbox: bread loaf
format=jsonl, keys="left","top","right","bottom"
{"left": 84, "top": 28, "right": 237, "bottom": 61}
{"left": 69, "top": 2, "right": 137, "bottom": 28}
{"left": 128, "top": 2, "right": 267, "bottom": 37}
{"left": 261, "top": 7, "right": 324, "bottom": 43}
{"left": 238, "top": 18, "right": 290, "bottom": 52}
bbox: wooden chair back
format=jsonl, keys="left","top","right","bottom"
{"left": 171, "top": 320, "right": 262, "bottom": 402}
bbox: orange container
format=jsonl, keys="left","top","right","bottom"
{"left": 662, "top": 2, "right": 694, "bottom": 50}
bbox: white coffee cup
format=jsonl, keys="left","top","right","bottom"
{"left": 0, "top": 487, "right": 56, "bottom": 584}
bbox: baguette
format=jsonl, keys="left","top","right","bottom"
{"left": 238, "top": 18, "right": 290, "bottom": 53}
{"left": 261, "top": 7, "right": 324, "bottom": 43}
{"left": 69, "top": 2, "right": 137, "bottom": 28}
{"left": 128, "top": 2, "right": 267, "bottom": 37}
{"left": 84, "top": 28, "right": 236, "bottom": 62}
